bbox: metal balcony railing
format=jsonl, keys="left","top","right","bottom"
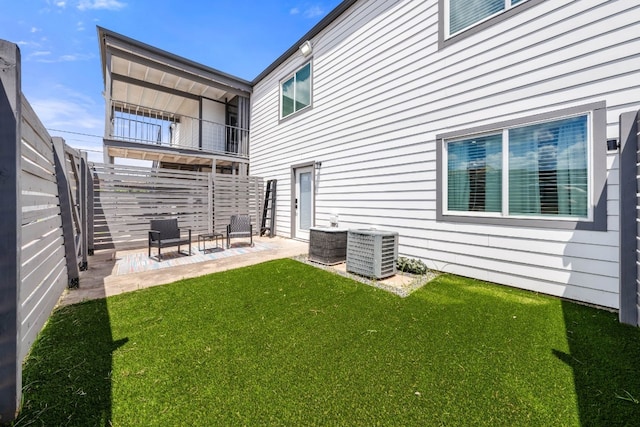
{"left": 109, "top": 102, "right": 249, "bottom": 158}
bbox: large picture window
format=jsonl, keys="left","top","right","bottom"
{"left": 281, "top": 62, "right": 312, "bottom": 119}
{"left": 445, "top": 115, "right": 590, "bottom": 220}
{"left": 446, "top": 0, "right": 528, "bottom": 38}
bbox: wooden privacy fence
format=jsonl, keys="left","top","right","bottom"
{"left": 1, "top": 40, "right": 91, "bottom": 422}
{"left": 213, "top": 174, "right": 263, "bottom": 236}
{"left": 91, "top": 163, "right": 264, "bottom": 250}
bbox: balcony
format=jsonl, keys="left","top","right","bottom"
{"left": 107, "top": 101, "right": 249, "bottom": 159}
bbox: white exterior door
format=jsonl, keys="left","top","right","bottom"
{"left": 295, "top": 166, "right": 314, "bottom": 240}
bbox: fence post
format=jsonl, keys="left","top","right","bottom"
{"left": 255, "top": 177, "right": 260, "bottom": 234}
{"left": 208, "top": 172, "right": 213, "bottom": 234}
{"left": 619, "top": 111, "right": 640, "bottom": 326}
{"left": 88, "top": 162, "right": 95, "bottom": 255}
{"left": 0, "top": 40, "right": 22, "bottom": 423}
{"left": 80, "top": 152, "right": 89, "bottom": 268}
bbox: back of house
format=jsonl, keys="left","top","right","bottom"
{"left": 249, "top": 0, "right": 640, "bottom": 322}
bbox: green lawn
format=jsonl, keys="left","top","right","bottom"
{"left": 13, "top": 259, "right": 640, "bottom": 426}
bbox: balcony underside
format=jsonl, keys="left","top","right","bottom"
{"left": 103, "top": 139, "right": 248, "bottom": 168}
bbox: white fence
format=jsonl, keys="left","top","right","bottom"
{"left": 91, "top": 163, "right": 264, "bottom": 250}
{"left": 1, "top": 40, "right": 90, "bottom": 422}
{"left": 213, "top": 174, "right": 263, "bottom": 235}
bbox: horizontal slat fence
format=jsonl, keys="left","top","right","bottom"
{"left": 91, "top": 163, "right": 263, "bottom": 250}
{"left": 213, "top": 174, "right": 264, "bottom": 235}
{"left": 20, "top": 94, "right": 70, "bottom": 377}
{"left": 1, "top": 39, "right": 89, "bottom": 422}
{"left": 91, "top": 164, "right": 211, "bottom": 250}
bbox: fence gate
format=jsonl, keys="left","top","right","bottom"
{"left": 619, "top": 110, "right": 640, "bottom": 326}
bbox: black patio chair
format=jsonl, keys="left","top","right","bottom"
{"left": 148, "top": 218, "right": 192, "bottom": 260}
{"left": 226, "top": 214, "right": 253, "bottom": 248}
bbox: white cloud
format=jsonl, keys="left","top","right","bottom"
{"left": 77, "top": 21, "right": 85, "bottom": 31}
{"left": 304, "top": 6, "right": 324, "bottom": 18}
{"left": 47, "top": 0, "right": 67, "bottom": 7}
{"left": 33, "top": 52, "right": 94, "bottom": 63}
{"left": 30, "top": 27, "right": 41, "bottom": 33}
{"left": 30, "top": 51, "right": 52, "bottom": 58}
{"left": 77, "top": 0, "right": 126, "bottom": 11}
{"left": 290, "top": 4, "right": 326, "bottom": 19}
{"left": 31, "top": 97, "right": 102, "bottom": 131}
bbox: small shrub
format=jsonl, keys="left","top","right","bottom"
{"left": 397, "top": 256, "right": 428, "bottom": 275}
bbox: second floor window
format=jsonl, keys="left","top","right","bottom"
{"left": 281, "top": 62, "right": 312, "bottom": 119}
{"left": 447, "top": 0, "right": 527, "bottom": 38}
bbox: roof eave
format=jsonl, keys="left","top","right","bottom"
{"left": 97, "top": 26, "right": 253, "bottom": 95}
{"left": 251, "top": 0, "right": 359, "bottom": 84}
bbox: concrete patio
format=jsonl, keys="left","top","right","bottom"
{"left": 59, "top": 237, "right": 309, "bottom": 306}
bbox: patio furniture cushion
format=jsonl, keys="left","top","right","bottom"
{"left": 226, "top": 214, "right": 253, "bottom": 248}
{"left": 149, "top": 218, "right": 191, "bottom": 260}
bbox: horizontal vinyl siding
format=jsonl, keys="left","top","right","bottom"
{"left": 251, "top": 0, "right": 639, "bottom": 308}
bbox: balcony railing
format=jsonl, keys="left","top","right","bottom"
{"left": 109, "top": 102, "right": 249, "bottom": 158}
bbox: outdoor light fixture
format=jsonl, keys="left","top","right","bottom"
{"left": 606, "top": 139, "right": 619, "bottom": 151}
{"left": 314, "top": 161, "right": 322, "bottom": 170}
{"left": 300, "top": 40, "right": 312, "bottom": 57}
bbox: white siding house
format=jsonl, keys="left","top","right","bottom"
{"left": 249, "top": 0, "right": 640, "bottom": 310}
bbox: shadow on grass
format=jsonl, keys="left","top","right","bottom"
{"left": 554, "top": 301, "right": 640, "bottom": 426}
{"left": 12, "top": 298, "right": 127, "bottom": 426}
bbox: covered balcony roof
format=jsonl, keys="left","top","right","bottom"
{"left": 97, "top": 26, "right": 252, "bottom": 117}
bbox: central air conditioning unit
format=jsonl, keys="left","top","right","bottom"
{"left": 346, "top": 229, "right": 398, "bottom": 279}
{"left": 308, "top": 227, "right": 348, "bottom": 265}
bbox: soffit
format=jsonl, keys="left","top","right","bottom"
{"left": 105, "top": 145, "right": 213, "bottom": 166}
{"left": 109, "top": 54, "right": 228, "bottom": 116}
{"left": 100, "top": 27, "right": 252, "bottom": 115}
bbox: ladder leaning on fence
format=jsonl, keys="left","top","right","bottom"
{"left": 260, "top": 179, "right": 277, "bottom": 237}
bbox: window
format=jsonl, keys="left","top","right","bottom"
{"left": 440, "top": 0, "right": 535, "bottom": 38}
{"left": 444, "top": 115, "right": 591, "bottom": 221}
{"left": 281, "top": 62, "right": 312, "bottom": 119}
{"left": 508, "top": 116, "right": 588, "bottom": 218}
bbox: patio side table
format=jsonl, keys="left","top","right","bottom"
{"left": 198, "top": 232, "right": 223, "bottom": 252}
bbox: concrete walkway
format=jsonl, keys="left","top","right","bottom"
{"left": 59, "top": 237, "right": 308, "bottom": 306}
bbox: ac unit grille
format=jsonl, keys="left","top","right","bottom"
{"left": 346, "top": 229, "right": 398, "bottom": 279}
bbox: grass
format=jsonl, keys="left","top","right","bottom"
{"left": 12, "top": 259, "right": 640, "bottom": 426}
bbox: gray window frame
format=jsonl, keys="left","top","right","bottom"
{"left": 438, "top": 0, "right": 545, "bottom": 50}
{"left": 279, "top": 60, "right": 313, "bottom": 122}
{"left": 436, "top": 102, "right": 608, "bottom": 231}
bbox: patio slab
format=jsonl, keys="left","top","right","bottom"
{"left": 58, "top": 236, "right": 308, "bottom": 306}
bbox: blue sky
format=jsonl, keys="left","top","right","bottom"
{"left": 1, "top": 0, "right": 342, "bottom": 161}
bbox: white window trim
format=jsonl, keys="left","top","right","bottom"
{"left": 442, "top": 112, "right": 594, "bottom": 222}
{"left": 279, "top": 61, "right": 313, "bottom": 121}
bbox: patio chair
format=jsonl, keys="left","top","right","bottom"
{"left": 226, "top": 214, "right": 253, "bottom": 248}
{"left": 148, "top": 218, "right": 192, "bottom": 260}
